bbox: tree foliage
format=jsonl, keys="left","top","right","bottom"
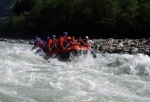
{"left": 1, "top": 0, "right": 150, "bottom": 39}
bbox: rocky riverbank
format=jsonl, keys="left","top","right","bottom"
{"left": 91, "top": 38, "right": 150, "bottom": 56}
{"left": 1, "top": 37, "right": 150, "bottom": 56}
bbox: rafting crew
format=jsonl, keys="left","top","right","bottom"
{"left": 32, "top": 33, "right": 91, "bottom": 51}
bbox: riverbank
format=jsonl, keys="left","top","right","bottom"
{"left": 91, "top": 38, "right": 150, "bottom": 56}
{"left": 1, "top": 37, "right": 150, "bottom": 56}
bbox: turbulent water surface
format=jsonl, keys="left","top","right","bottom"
{"left": 0, "top": 41, "right": 150, "bottom": 102}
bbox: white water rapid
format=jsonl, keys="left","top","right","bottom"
{"left": 0, "top": 41, "right": 150, "bottom": 102}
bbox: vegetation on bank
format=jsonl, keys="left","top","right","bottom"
{"left": 0, "top": 0, "right": 150, "bottom": 39}
{"left": 0, "top": 0, "right": 15, "bottom": 29}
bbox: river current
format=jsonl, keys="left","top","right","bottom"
{"left": 0, "top": 41, "right": 150, "bottom": 102}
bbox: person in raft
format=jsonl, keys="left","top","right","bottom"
{"left": 48, "top": 34, "right": 58, "bottom": 50}
{"left": 43, "top": 36, "right": 51, "bottom": 51}
{"left": 77, "top": 37, "right": 83, "bottom": 46}
{"left": 58, "top": 32, "right": 71, "bottom": 50}
{"left": 31, "top": 36, "right": 41, "bottom": 50}
{"left": 83, "top": 36, "right": 91, "bottom": 49}
{"left": 70, "top": 36, "right": 77, "bottom": 46}
{"left": 31, "top": 35, "right": 46, "bottom": 54}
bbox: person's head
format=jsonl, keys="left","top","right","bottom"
{"left": 51, "top": 34, "right": 56, "bottom": 39}
{"left": 46, "top": 37, "right": 50, "bottom": 40}
{"left": 63, "top": 32, "right": 68, "bottom": 37}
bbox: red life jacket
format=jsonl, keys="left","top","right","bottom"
{"left": 59, "top": 37, "right": 65, "bottom": 48}
{"left": 84, "top": 41, "right": 90, "bottom": 48}
{"left": 50, "top": 39, "right": 58, "bottom": 48}
{"left": 77, "top": 38, "right": 83, "bottom": 46}
{"left": 71, "top": 41, "right": 77, "bottom": 46}
{"left": 52, "top": 38, "right": 57, "bottom": 45}
{"left": 37, "top": 40, "right": 44, "bottom": 47}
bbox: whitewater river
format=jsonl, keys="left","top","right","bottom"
{"left": 0, "top": 41, "right": 150, "bottom": 102}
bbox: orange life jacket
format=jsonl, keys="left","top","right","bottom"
{"left": 59, "top": 36, "right": 70, "bottom": 48}
{"left": 47, "top": 39, "right": 52, "bottom": 49}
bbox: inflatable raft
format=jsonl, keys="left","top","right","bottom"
{"left": 43, "top": 45, "right": 89, "bottom": 59}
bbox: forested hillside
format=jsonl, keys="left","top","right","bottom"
{"left": 0, "top": 0, "right": 16, "bottom": 30}
{"left": 0, "top": 0, "right": 150, "bottom": 39}
{"left": 0, "top": 0, "right": 14, "bottom": 16}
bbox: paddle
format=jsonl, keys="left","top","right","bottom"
{"left": 35, "top": 48, "right": 41, "bottom": 54}
{"left": 49, "top": 40, "right": 58, "bottom": 50}
{"left": 90, "top": 49, "right": 97, "bottom": 58}
{"left": 64, "top": 40, "right": 73, "bottom": 49}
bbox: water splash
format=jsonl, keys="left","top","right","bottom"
{"left": 1, "top": 42, "right": 150, "bottom": 102}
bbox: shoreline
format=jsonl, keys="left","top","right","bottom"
{"left": 1, "top": 37, "right": 150, "bottom": 56}
{"left": 91, "top": 38, "right": 150, "bottom": 56}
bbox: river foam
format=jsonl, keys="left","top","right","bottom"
{"left": 0, "top": 41, "right": 150, "bottom": 102}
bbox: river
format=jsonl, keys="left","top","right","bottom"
{"left": 0, "top": 41, "right": 150, "bottom": 102}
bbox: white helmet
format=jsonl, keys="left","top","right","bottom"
{"left": 85, "top": 36, "right": 89, "bottom": 39}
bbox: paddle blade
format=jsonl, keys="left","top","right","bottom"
{"left": 93, "top": 54, "right": 97, "bottom": 58}
{"left": 90, "top": 51, "right": 97, "bottom": 58}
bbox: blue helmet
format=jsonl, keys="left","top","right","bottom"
{"left": 47, "top": 37, "right": 50, "bottom": 40}
{"left": 51, "top": 34, "right": 56, "bottom": 38}
{"left": 63, "top": 32, "right": 68, "bottom": 35}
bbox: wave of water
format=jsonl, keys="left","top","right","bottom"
{"left": 0, "top": 41, "right": 150, "bottom": 102}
